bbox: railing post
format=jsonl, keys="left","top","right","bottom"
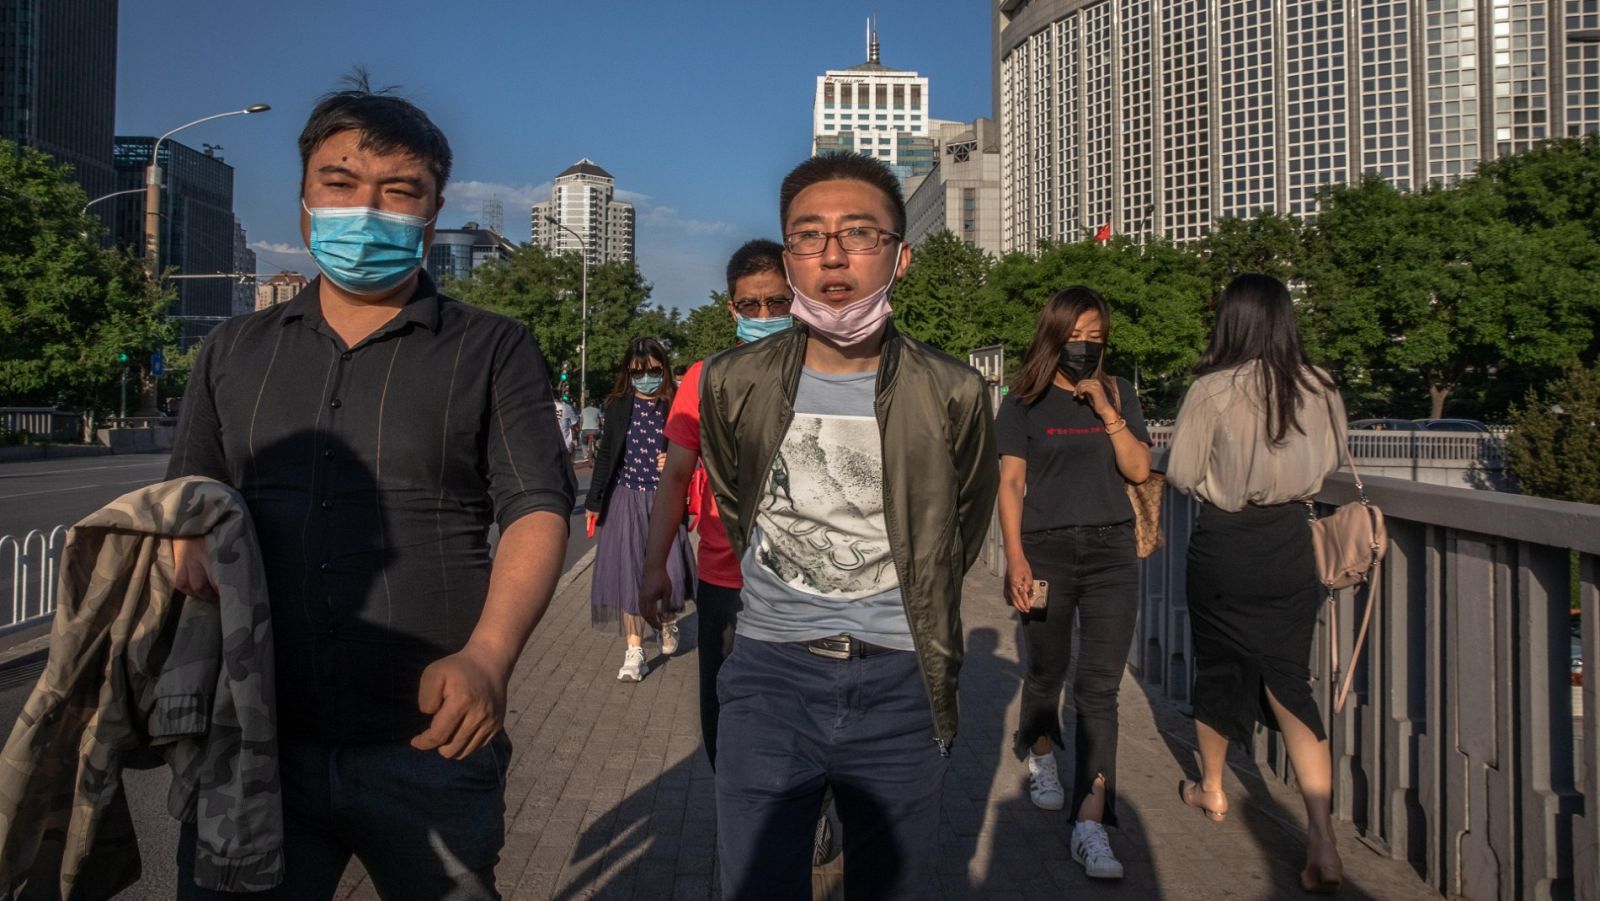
{"left": 1516, "top": 543, "right": 1580, "bottom": 899}
{"left": 1576, "top": 553, "right": 1599, "bottom": 901}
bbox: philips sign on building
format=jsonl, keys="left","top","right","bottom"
{"left": 812, "top": 21, "right": 942, "bottom": 183}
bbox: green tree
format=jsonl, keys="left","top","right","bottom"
{"left": 893, "top": 231, "right": 995, "bottom": 354}
{"left": 982, "top": 237, "right": 1210, "bottom": 416}
{"left": 0, "top": 140, "right": 174, "bottom": 416}
{"left": 446, "top": 245, "right": 659, "bottom": 403}
{"left": 674, "top": 292, "right": 737, "bottom": 365}
{"left": 1506, "top": 363, "right": 1600, "bottom": 503}
{"left": 1301, "top": 175, "right": 1596, "bottom": 419}
{"left": 1199, "top": 213, "right": 1303, "bottom": 287}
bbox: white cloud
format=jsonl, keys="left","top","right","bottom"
{"left": 637, "top": 204, "right": 737, "bottom": 237}
{"left": 250, "top": 240, "right": 307, "bottom": 255}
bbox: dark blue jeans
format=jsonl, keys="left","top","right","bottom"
{"left": 176, "top": 734, "right": 511, "bottom": 900}
{"left": 715, "top": 637, "right": 948, "bottom": 901}
{"left": 695, "top": 579, "right": 743, "bottom": 768}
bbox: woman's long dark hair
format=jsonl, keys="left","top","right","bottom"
{"left": 606, "top": 336, "right": 677, "bottom": 406}
{"left": 1195, "top": 273, "right": 1335, "bottom": 445}
{"left": 1010, "top": 286, "right": 1119, "bottom": 407}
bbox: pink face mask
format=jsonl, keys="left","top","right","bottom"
{"left": 786, "top": 265, "right": 897, "bottom": 348}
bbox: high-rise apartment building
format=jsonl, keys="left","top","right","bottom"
{"left": 813, "top": 23, "right": 941, "bottom": 182}
{"left": 0, "top": 0, "right": 119, "bottom": 228}
{"left": 530, "top": 159, "right": 636, "bottom": 266}
{"left": 111, "top": 137, "right": 238, "bottom": 346}
{"left": 904, "top": 118, "right": 1004, "bottom": 256}
{"left": 255, "top": 271, "right": 309, "bottom": 311}
{"left": 995, "top": 0, "right": 1600, "bottom": 251}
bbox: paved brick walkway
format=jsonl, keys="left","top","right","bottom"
{"left": 335, "top": 551, "right": 1439, "bottom": 901}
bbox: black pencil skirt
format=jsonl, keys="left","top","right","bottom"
{"left": 1186, "top": 501, "right": 1328, "bottom": 745}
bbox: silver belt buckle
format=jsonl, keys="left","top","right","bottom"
{"left": 807, "top": 634, "right": 852, "bottom": 659}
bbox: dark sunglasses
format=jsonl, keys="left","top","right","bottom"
{"left": 629, "top": 366, "right": 665, "bottom": 378}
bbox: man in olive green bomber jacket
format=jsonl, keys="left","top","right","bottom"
{"left": 690, "top": 152, "right": 999, "bottom": 900}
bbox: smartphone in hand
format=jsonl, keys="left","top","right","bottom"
{"left": 1029, "top": 579, "right": 1049, "bottom": 610}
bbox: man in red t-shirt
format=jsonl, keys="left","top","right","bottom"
{"left": 639, "top": 239, "right": 791, "bottom": 766}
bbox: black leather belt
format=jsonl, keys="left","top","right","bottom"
{"left": 803, "top": 634, "right": 898, "bottom": 660}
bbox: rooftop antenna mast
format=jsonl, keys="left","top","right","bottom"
{"left": 482, "top": 195, "right": 504, "bottom": 234}
{"left": 868, "top": 14, "right": 880, "bottom": 64}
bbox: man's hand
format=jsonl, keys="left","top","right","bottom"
{"left": 411, "top": 645, "right": 507, "bottom": 759}
{"left": 585, "top": 510, "right": 600, "bottom": 535}
{"left": 638, "top": 564, "right": 673, "bottom": 630}
{"left": 172, "top": 536, "right": 219, "bottom": 602}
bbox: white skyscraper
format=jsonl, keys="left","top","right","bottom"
{"left": 995, "top": 0, "right": 1600, "bottom": 251}
{"left": 530, "top": 159, "right": 636, "bottom": 266}
{"left": 812, "top": 20, "right": 941, "bottom": 182}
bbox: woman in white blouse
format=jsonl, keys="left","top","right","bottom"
{"left": 1166, "top": 274, "right": 1347, "bottom": 894}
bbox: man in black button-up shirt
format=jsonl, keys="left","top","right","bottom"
{"left": 166, "top": 84, "right": 573, "bottom": 900}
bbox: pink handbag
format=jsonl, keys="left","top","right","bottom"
{"left": 1307, "top": 396, "right": 1387, "bottom": 715}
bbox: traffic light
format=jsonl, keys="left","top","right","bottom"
{"left": 116, "top": 351, "right": 130, "bottom": 364}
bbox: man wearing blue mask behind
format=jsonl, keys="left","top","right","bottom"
{"left": 165, "top": 77, "right": 575, "bottom": 899}
{"left": 639, "top": 238, "right": 792, "bottom": 767}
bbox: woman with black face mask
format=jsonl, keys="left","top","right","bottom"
{"left": 995, "top": 287, "right": 1153, "bottom": 881}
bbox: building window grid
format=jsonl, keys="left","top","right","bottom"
{"left": 1057, "top": 17, "right": 1082, "bottom": 240}
{"left": 1570, "top": 0, "right": 1600, "bottom": 135}
{"left": 1360, "top": 0, "right": 1417, "bottom": 189}
{"left": 1492, "top": 0, "right": 1549, "bottom": 155}
{"left": 1285, "top": 0, "right": 1351, "bottom": 216}
{"left": 1120, "top": 0, "right": 1157, "bottom": 236}
{"left": 1425, "top": 0, "right": 1481, "bottom": 182}
{"left": 1160, "top": 0, "right": 1212, "bottom": 242}
{"left": 1218, "top": 0, "right": 1278, "bottom": 217}
{"left": 1083, "top": 3, "right": 1117, "bottom": 233}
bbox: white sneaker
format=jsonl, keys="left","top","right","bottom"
{"left": 1026, "top": 752, "right": 1065, "bottom": 810}
{"left": 1071, "top": 820, "right": 1124, "bottom": 880}
{"left": 660, "top": 623, "right": 679, "bottom": 656}
{"left": 617, "top": 646, "right": 645, "bottom": 682}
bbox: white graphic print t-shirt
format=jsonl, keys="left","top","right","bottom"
{"left": 736, "top": 368, "right": 913, "bottom": 650}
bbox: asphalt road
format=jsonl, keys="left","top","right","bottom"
{"left": 0, "top": 457, "right": 595, "bottom": 899}
{"left": 0, "top": 454, "right": 172, "bottom": 540}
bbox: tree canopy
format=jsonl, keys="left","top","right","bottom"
{"left": 0, "top": 140, "right": 174, "bottom": 414}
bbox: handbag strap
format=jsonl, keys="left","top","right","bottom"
{"left": 1329, "top": 559, "right": 1379, "bottom": 715}
{"left": 1317, "top": 383, "right": 1367, "bottom": 503}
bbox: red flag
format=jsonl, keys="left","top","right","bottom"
{"left": 1093, "top": 223, "right": 1112, "bottom": 243}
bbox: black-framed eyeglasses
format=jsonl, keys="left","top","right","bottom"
{"left": 732, "top": 296, "right": 794, "bottom": 317}
{"left": 629, "top": 365, "right": 665, "bottom": 378}
{"left": 783, "top": 226, "right": 901, "bottom": 257}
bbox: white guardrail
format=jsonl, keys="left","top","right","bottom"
{"left": 1, "top": 526, "right": 66, "bottom": 634}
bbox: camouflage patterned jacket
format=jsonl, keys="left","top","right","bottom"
{"left": 0, "top": 477, "right": 282, "bottom": 899}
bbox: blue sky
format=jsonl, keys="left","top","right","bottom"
{"left": 115, "top": 1, "right": 994, "bottom": 311}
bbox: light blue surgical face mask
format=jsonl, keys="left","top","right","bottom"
{"left": 303, "top": 200, "right": 435, "bottom": 295}
{"left": 631, "top": 374, "right": 663, "bottom": 395}
{"left": 735, "top": 313, "right": 794, "bottom": 344}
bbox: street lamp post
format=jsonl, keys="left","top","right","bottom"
{"left": 81, "top": 187, "right": 146, "bottom": 216}
{"left": 545, "top": 215, "right": 591, "bottom": 411}
{"left": 144, "top": 104, "right": 270, "bottom": 276}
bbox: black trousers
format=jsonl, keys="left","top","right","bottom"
{"left": 1014, "top": 522, "right": 1139, "bottom": 826}
{"left": 696, "top": 579, "right": 743, "bottom": 767}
